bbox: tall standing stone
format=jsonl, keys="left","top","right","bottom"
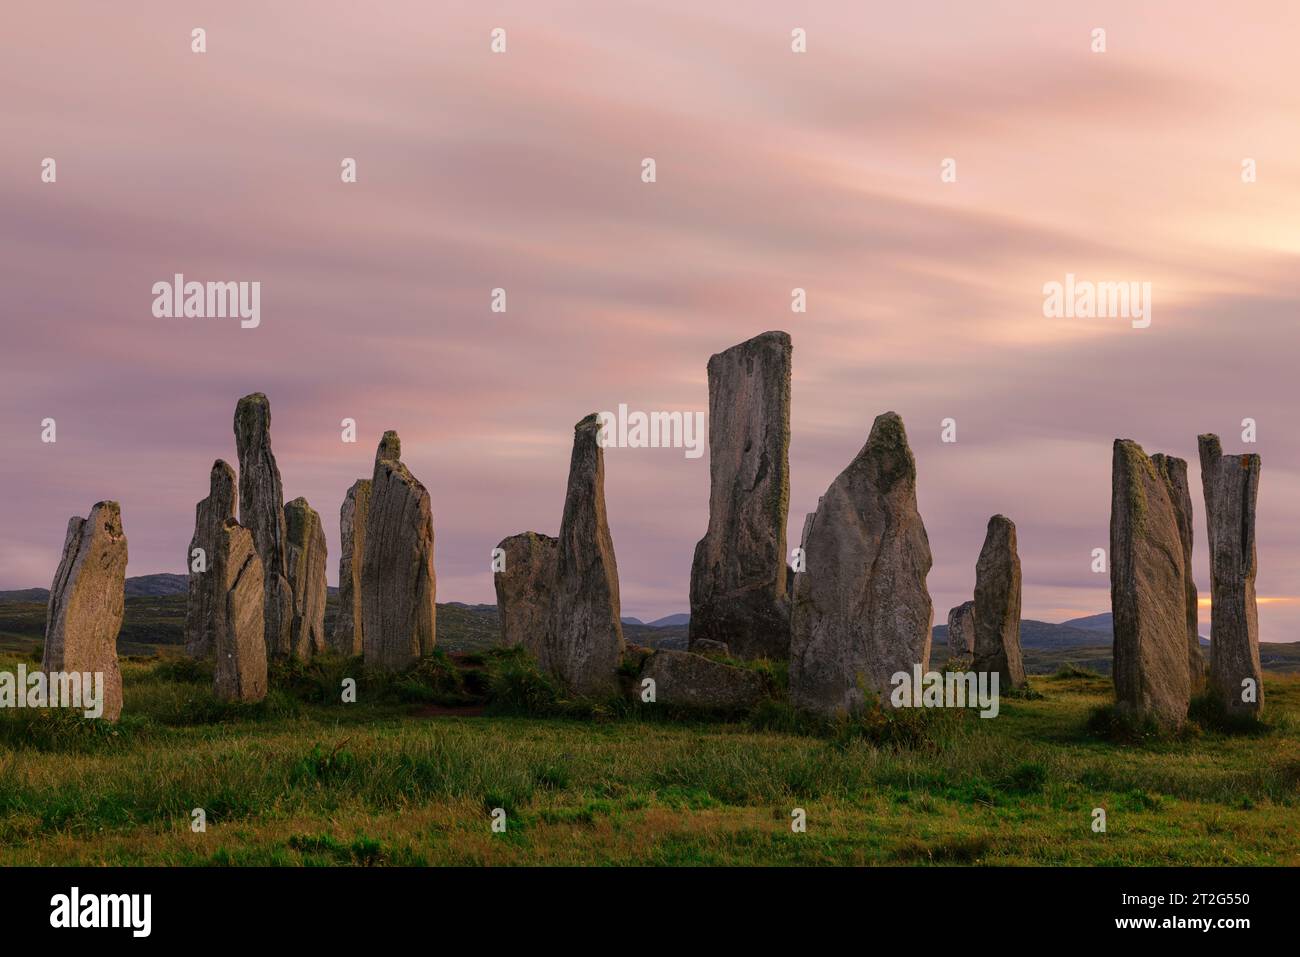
{"left": 947, "top": 601, "right": 976, "bottom": 658}
{"left": 493, "top": 531, "right": 559, "bottom": 670}
{"left": 972, "top": 515, "right": 1026, "bottom": 689}
{"left": 284, "top": 497, "right": 328, "bottom": 659}
{"left": 689, "top": 331, "right": 792, "bottom": 659}
{"left": 361, "top": 432, "right": 436, "bottom": 670}
{"left": 789, "top": 412, "right": 934, "bottom": 716}
{"left": 213, "top": 519, "right": 267, "bottom": 702}
{"left": 1109, "top": 439, "right": 1191, "bottom": 727}
{"left": 1152, "top": 453, "right": 1204, "bottom": 690}
{"left": 234, "top": 393, "right": 294, "bottom": 659}
{"left": 185, "top": 460, "right": 237, "bottom": 658}
{"left": 42, "top": 502, "right": 126, "bottom": 722}
{"left": 1198, "top": 434, "right": 1263, "bottom": 713}
{"left": 550, "top": 414, "right": 625, "bottom": 695}
{"left": 330, "top": 479, "right": 371, "bottom": 656}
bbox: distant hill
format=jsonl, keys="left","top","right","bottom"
{"left": 621, "top": 617, "right": 644, "bottom": 626}
{"left": 1062, "top": 612, "right": 1113, "bottom": 632}
{"left": 647, "top": 613, "right": 690, "bottom": 628}
{"left": 0, "top": 573, "right": 190, "bottom": 603}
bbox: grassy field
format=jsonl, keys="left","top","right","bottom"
{"left": 1, "top": 638, "right": 1297, "bottom": 866}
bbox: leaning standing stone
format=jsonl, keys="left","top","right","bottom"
{"left": 361, "top": 432, "right": 436, "bottom": 670}
{"left": 213, "top": 519, "right": 267, "bottom": 702}
{"left": 689, "top": 331, "right": 792, "bottom": 659}
{"left": 1152, "top": 453, "right": 1204, "bottom": 691}
{"left": 185, "top": 460, "right": 237, "bottom": 658}
{"left": 1109, "top": 439, "right": 1191, "bottom": 728}
{"left": 284, "top": 497, "right": 328, "bottom": 658}
{"left": 789, "top": 412, "right": 934, "bottom": 716}
{"left": 43, "top": 502, "right": 126, "bottom": 722}
{"left": 330, "top": 479, "right": 371, "bottom": 656}
{"left": 1198, "top": 434, "right": 1263, "bottom": 713}
{"left": 972, "top": 515, "right": 1027, "bottom": 689}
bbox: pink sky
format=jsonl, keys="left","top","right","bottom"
{"left": 2, "top": 2, "right": 1298, "bottom": 637}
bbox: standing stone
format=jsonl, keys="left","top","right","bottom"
{"left": 1109, "top": 440, "right": 1191, "bottom": 727}
{"left": 1198, "top": 435, "right": 1263, "bottom": 713}
{"left": 185, "top": 460, "right": 237, "bottom": 658}
{"left": 972, "top": 515, "right": 1026, "bottom": 689}
{"left": 789, "top": 412, "right": 934, "bottom": 716}
{"left": 493, "top": 531, "right": 559, "bottom": 669}
{"left": 43, "top": 502, "right": 126, "bottom": 722}
{"left": 361, "top": 432, "right": 436, "bottom": 670}
{"left": 330, "top": 479, "right": 371, "bottom": 656}
{"left": 1153, "top": 453, "right": 1204, "bottom": 691}
{"left": 550, "top": 414, "right": 625, "bottom": 695}
{"left": 213, "top": 519, "right": 267, "bottom": 702}
{"left": 284, "top": 497, "right": 328, "bottom": 658}
{"left": 947, "top": 601, "right": 976, "bottom": 658}
{"left": 234, "top": 393, "right": 294, "bottom": 659}
{"left": 689, "top": 331, "right": 792, "bottom": 660}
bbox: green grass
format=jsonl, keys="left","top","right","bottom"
{"left": 0, "top": 649, "right": 1297, "bottom": 866}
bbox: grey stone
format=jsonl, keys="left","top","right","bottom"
{"left": 234, "top": 393, "right": 294, "bottom": 659}
{"left": 1109, "top": 439, "right": 1191, "bottom": 727}
{"left": 284, "top": 497, "right": 328, "bottom": 659}
{"left": 361, "top": 432, "right": 436, "bottom": 670}
{"left": 43, "top": 502, "right": 126, "bottom": 722}
{"left": 946, "top": 601, "right": 976, "bottom": 658}
{"left": 639, "top": 649, "right": 768, "bottom": 712}
{"left": 1198, "top": 434, "right": 1263, "bottom": 713}
{"left": 689, "top": 331, "right": 792, "bottom": 660}
{"left": 789, "top": 412, "right": 934, "bottom": 716}
{"left": 213, "top": 519, "right": 267, "bottom": 702}
{"left": 1153, "top": 453, "right": 1204, "bottom": 691}
{"left": 330, "top": 479, "right": 371, "bottom": 656}
{"left": 692, "top": 638, "right": 731, "bottom": 658}
{"left": 493, "top": 531, "right": 559, "bottom": 669}
{"left": 185, "top": 460, "right": 236, "bottom": 658}
{"left": 972, "top": 515, "right": 1027, "bottom": 689}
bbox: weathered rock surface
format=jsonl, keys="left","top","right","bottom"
{"left": 550, "top": 413, "right": 625, "bottom": 695}
{"left": 692, "top": 638, "right": 731, "bottom": 658}
{"left": 1153, "top": 453, "right": 1204, "bottom": 691}
{"left": 689, "top": 331, "right": 792, "bottom": 660}
{"left": 639, "top": 649, "right": 769, "bottom": 713}
{"left": 946, "top": 601, "right": 976, "bottom": 658}
{"left": 789, "top": 412, "right": 934, "bottom": 716}
{"left": 284, "top": 497, "right": 328, "bottom": 658}
{"left": 361, "top": 432, "right": 436, "bottom": 670}
{"left": 234, "top": 393, "right": 294, "bottom": 658}
{"left": 185, "top": 460, "right": 237, "bottom": 658}
{"left": 43, "top": 502, "right": 126, "bottom": 722}
{"left": 1109, "top": 440, "right": 1191, "bottom": 727}
{"left": 1198, "top": 434, "right": 1263, "bottom": 713}
{"left": 972, "top": 515, "right": 1027, "bottom": 688}
{"left": 493, "top": 531, "right": 558, "bottom": 669}
{"left": 213, "top": 519, "right": 267, "bottom": 702}
{"left": 330, "top": 479, "right": 371, "bottom": 656}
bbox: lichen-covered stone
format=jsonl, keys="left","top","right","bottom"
{"left": 284, "top": 497, "right": 328, "bottom": 659}
{"left": 1152, "top": 453, "right": 1204, "bottom": 691}
{"left": 972, "top": 515, "right": 1026, "bottom": 689}
{"left": 361, "top": 432, "right": 436, "bottom": 670}
{"left": 493, "top": 531, "right": 558, "bottom": 669}
{"left": 234, "top": 393, "right": 294, "bottom": 658}
{"left": 946, "top": 601, "right": 976, "bottom": 658}
{"left": 330, "top": 479, "right": 371, "bottom": 656}
{"left": 213, "top": 519, "right": 267, "bottom": 702}
{"left": 639, "top": 649, "right": 768, "bottom": 713}
{"left": 1110, "top": 439, "right": 1191, "bottom": 728}
{"left": 43, "top": 502, "right": 126, "bottom": 722}
{"left": 185, "top": 460, "right": 236, "bottom": 658}
{"left": 1198, "top": 434, "right": 1263, "bottom": 713}
{"left": 689, "top": 331, "right": 792, "bottom": 659}
{"left": 549, "top": 414, "right": 624, "bottom": 695}
{"left": 789, "top": 412, "right": 934, "bottom": 716}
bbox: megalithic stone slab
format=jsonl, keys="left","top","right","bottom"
{"left": 1109, "top": 439, "right": 1191, "bottom": 728}
{"left": 947, "top": 601, "right": 976, "bottom": 657}
{"left": 284, "top": 497, "right": 328, "bottom": 659}
{"left": 1198, "top": 434, "right": 1263, "bottom": 713}
{"left": 973, "top": 515, "right": 1027, "bottom": 689}
{"left": 689, "top": 331, "right": 792, "bottom": 660}
{"left": 234, "top": 393, "right": 295, "bottom": 658}
{"left": 1152, "top": 453, "right": 1204, "bottom": 691}
{"left": 42, "top": 501, "right": 127, "bottom": 722}
{"left": 494, "top": 531, "right": 559, "bottom": 670}
{"left": 789, "top": 412, "right": 934, "bottom": 716}
{"left": 330, "top": 479, "right": 371, "bottom": 656}
{"left": 213, "top": 519, "right": 267, "bottom": 702}
{"left": 550, "top": 414, "right": 625, "bottom": 695}
{"left": 185, "top": 460, "right": 237, "bottom": 658}
{"left": 361, "top": 432, "right": 436, "bottom": 670}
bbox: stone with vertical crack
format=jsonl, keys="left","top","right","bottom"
{"left": 185, "top": 460, "right": 237, "bottom": 658}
